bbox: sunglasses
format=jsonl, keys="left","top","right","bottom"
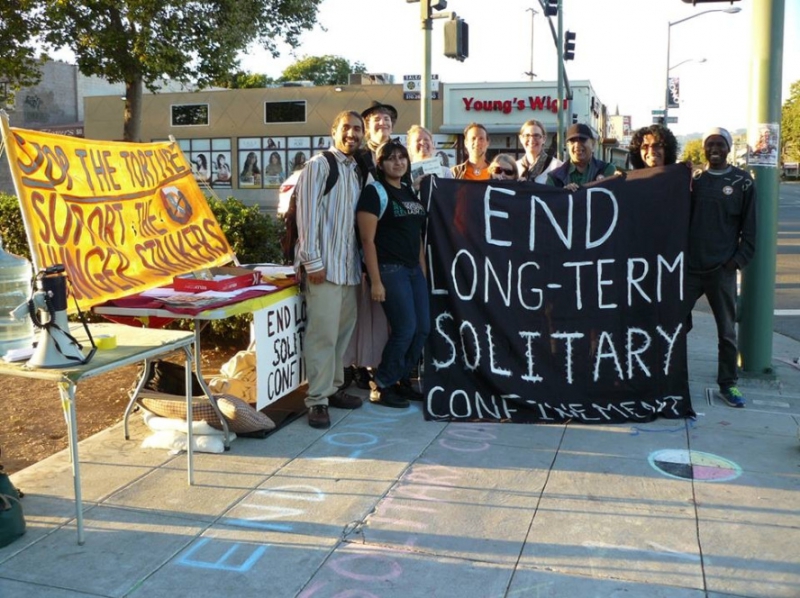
{"left": 492, "top": 167, "right": 517, "bottom": 176}
{"left": 641, "top": 143, "right": 664, "bottom": 152}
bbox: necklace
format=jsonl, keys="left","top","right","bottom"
{"left": 473, "top": 166, "right": 483, "bottom": 175}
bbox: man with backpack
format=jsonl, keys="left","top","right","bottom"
{"left": 294, "top": 110, "right": 367, "bottom": 428}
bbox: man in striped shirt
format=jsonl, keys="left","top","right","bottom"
{"left": 295, "top": 110, "right": 366, "bottom": 428}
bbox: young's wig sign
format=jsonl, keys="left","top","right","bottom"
{"left": 422, "top": 167, "right": 694, "bottom": 424}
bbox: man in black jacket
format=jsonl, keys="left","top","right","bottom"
{"left": 686, "top": 127, "right": 756, "bottom": 408}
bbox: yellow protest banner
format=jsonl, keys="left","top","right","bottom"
{"left": 0, "top": 116, "right": 234, "bottom": 311}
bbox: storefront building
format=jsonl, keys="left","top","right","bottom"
{"left": 82, "top": 79, "right": 606, "bottom": 211}
{"left": 441, "top": 80, "right": 606, "bottom": 159}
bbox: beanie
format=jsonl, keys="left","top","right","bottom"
{"left": 702, "top": 127, "right": 732, "bottom": 150}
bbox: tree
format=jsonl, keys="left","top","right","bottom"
{"left": 0, "top": 1, "right": 46, "bottom": 98}
{"left": 681, "top": 138, "right": 705, "bottom": 166}
{"left": 213, "top": 71, "right": 276, "bottom": 89}
{"left": 782, "top": 80, "right": 800, "bottom": 163}
{"left": 281, "top": 55, "right": 367, "bottom": 86}
{"left": 41, "top": 0, "right": 324, "bottom": 141}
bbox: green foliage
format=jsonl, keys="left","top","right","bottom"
{"left": 0, "top": 192, "right": 285, "bottom": 347}
{"left": 0, "top": 193, "right": 30, "bottom": 260}
{"left": 40, "top": 0, "right": 324, "bottom": 139}
{"left": 281, "top": 55, "right": 367, "bottom": 86}
{"left": 782, "top": 80, "right": 800, "bottom": 163}
{"left": 681, "top": 139, "right": 706, "bottom": 167}
{"left": 206, "top": 196, "right": 285, "bottom": 265}
{"left": 0, "top": 1, "right": 46, "bottom": 92}
{"left": 213, "top": 71, "right": 276, "bottom": 89}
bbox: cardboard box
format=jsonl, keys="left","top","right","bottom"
{"left": 173, "top": 267, "right": 260, "bottom": 293}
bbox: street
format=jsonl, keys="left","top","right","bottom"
{"left": 692, "top": 181, "right": 800, "bottom": 342}
{"left": 774, "top": 181, "right": 800, "bottom": 340}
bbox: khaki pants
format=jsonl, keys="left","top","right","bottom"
{"left": 303, "top": 280, "right": 358, "bottom": 407}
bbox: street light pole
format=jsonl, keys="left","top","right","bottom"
{"left": 526, "top": 8, "right": 538, "bottom": 80}
{"left": 664, "top": 7, "right": 741, "bottom": 125}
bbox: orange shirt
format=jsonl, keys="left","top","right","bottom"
{"left": 463, "top": 163, "right": 491, "bottom": 181}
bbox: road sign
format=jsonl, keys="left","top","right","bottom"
{"left": 652, "top": 116, "right": 678, "bottom": 124}
{"left": 651, "top": 109, "right": 665, "bottom": 115}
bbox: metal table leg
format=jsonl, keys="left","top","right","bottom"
{"left": 58, "top": 380, "right": 85, "bottom": 545}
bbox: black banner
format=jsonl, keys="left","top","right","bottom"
{"left": 422, "top": 165, "right": 694, "bottom": 424}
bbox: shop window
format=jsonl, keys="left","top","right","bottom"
{"left": 171, "top": 104, "right": 209, "bottom": 127}
{"left": 175, "top": 137, "right": 232, "bottom": 189}
{"left": 265, "top": 101, "right": 306, "bottom": 124}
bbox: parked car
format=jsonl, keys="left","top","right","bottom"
{"left": 277, "top": 171, "right": 300, "bottom": 217}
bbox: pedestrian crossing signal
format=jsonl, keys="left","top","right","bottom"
{"left": 444, "top": 18, "right": 469, "bottom": 62}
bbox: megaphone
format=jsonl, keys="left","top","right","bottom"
{"left": 17, "top": 265, "right": 96, "bottom": 368}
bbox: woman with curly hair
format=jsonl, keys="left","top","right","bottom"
{"left": 628, "top": 124, "right": 678, "bottom": 169}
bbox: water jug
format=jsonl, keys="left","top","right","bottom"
{"left": 0, "top": 236, "right": 33, "bottom": 357}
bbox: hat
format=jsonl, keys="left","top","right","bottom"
{"left": 361, "top": 101, "right": 398, "bottom": 123}
{"left": 566, "top": 123, "right": 594, "bottom": 141}
{"left": 702, "top": 127, "right": 732, "bottom": 150}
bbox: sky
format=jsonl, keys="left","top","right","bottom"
{"left": 240, "top": 0, "right": 800, "bottom": 137}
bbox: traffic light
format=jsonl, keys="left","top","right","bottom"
{"left": 444, "top": 18, "right": 469, "bottom": 62}
{"left": 563, "top": 31, "right": 576, "bottom": 61}
{"left": 543, "top": 0, "right": 558, "bottom": 16}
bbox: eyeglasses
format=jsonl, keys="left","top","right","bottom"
{"left": 641, "top": 143, "right": 664, "bottom": 152}
{"left": 521, "top": 134, "right": 544, "bottom": 141}
{"left": 491, "top": 167, "right": 517, "bottom": 176}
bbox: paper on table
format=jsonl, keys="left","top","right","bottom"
{"left": 252, "top": 265, "right": 296, "bottom": 279}
{"left": 3, "top": 346, "right": 35, "bottom": 362}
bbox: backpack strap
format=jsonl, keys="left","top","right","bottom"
{"left": 368, "top": 180, "right": 390, "bottom": 219}
{"left": 321, "top": 150, "right": 339, "bottom": 195}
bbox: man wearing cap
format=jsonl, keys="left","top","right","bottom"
{"left": 546, "top": 123, "right": 616, "bottom": 190}
{"left": 359, "top": 101, "right": 398, "bottom": 175}
{"left": 685, "top": 127, "right": 756, "bottom": 409}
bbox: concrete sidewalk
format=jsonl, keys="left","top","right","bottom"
{"left": 1, "top": 311, "right": 798, "bottom": 598}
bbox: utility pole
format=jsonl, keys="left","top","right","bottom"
{"left": 420, "top": 0, "right": 434, "bottom": 129}
{"left": 411, "top": 0, "right": 452, "bottom": 129}
{"left": 739, "top": 0, "right": 785, "bottom": 375}
{"left": 556, "top": 0, "right": 564, "bottom": 161}
{"left": 525, "top": 8, "right": 537, "bottom": 80}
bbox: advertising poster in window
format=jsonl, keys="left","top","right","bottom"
{"left": 190, "top": 152, "right": 211, "bottom": 184}
{"left": 238, "top": 149, "right": 263, "bottom": 188}
{"left": 211, "top": 151, "right": 232, "bottom": 188}
{"left": 288, "top": 136, "right": 311, "bottom": 150}
{"left": 263, "top": 150, "right": 287, "bottom": 188}
{"left": 288, "top": 147, "right": 309, "bottom": 173}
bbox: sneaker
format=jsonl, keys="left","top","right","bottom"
{"left": 308, "top": 405, "right": 331, "bottom": 428}
{"left": 369, "top": 384, "right": 410, "bottom": 409}
{"left": 396, "top": 378, "right": 424, "bottom": 401}
{"left": 328, "top": 389, "right": 363, "bottom": 409}
{"left": 719, "top": 386, "right": 746, "bottom": 408}
{"left": 353, "top": 367, "right": 373, "bottom": 390}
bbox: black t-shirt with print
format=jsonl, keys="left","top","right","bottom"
{"left": 357, "top": 182, "right": 427, "bottom": 267}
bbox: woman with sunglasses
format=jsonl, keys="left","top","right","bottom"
{"left": 517, "top": 119, "right": 562, "bottom": 182}
{"left": 489, "top": 153, "right": 519, "bottom": 181}
{"left": 357, "top": 141, "right": 429, "bottom": 409}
